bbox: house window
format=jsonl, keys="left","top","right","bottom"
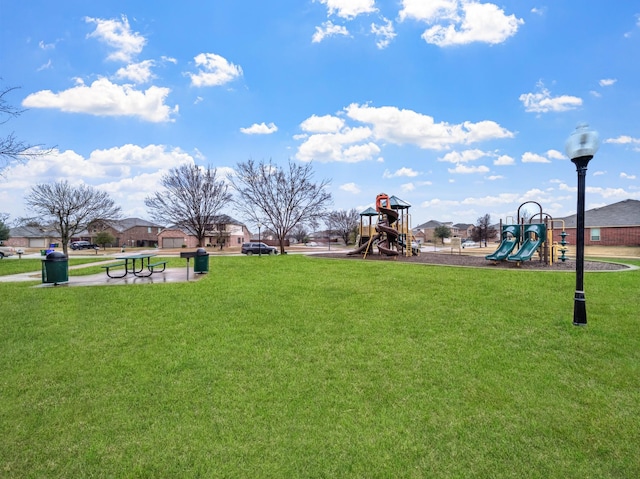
{"left": 148, "top": 227, "right": 152, "bottom": 233}
{"left": 237, "top": 237, "right": 242, "bottom": 244}
{"left": 590, "top": 228, "right": 601, "bottom": 241}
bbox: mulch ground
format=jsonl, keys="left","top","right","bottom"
{"left": 312, "top": 251, "right": 629, "bottom": 271}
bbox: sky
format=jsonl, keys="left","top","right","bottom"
{"left": 1, "top": 0, "right": 639, "bottom": 230}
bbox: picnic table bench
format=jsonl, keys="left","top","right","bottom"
{"left": 101, "top": 261, "right": 128, "bottom": 278}
{"left": 102, "top": 254, "right": 167, "bottom": 278}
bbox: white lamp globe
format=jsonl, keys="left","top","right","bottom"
{"left": 565, "top": 123, "right": 599, "bottom": 160}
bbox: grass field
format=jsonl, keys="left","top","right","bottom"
{"left": 1, "top": 255, "right": 639, "bottom": 478}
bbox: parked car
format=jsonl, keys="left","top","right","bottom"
{"left": 462, "top": 241, "right": 478, "bottom": 248}
{"left": 241, "top": 242, "right": 278, "bottom": 255}
{"left": 0, "top": 245, "right": 16, "bottom": 258}
{"left": 71, "top": 241, "right": 99, "bottom": 250}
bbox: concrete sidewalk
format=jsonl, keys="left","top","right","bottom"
{"left": 0, "top": 266, "right": 206, "bottom": 287}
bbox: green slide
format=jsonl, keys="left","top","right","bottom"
{"left": 507, "top": 224, "right": 545, "bottom": 262}
{"left": 485, "top": 238, "right": 518, "bottom": 261}
{"left": 486, "top": 224, "right": 520, "bottom": 261}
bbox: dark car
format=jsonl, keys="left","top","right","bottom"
{"left": 241, "top": 242, "right": 278, "bottom": 255}
{"left": 71, "top": 241, "right": 99, "bottom": 250}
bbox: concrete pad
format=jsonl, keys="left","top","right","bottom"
{"left": 0, "top": 267, "right": 207, "bottom": 287}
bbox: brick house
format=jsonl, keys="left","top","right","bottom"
{"left": 87, "top": 218, "right": 164, "bottom": 248}
{"left": 413, "top": 220, "right": 458, "bottom": 244}
{"left": 157, "top": 215, "right": 251, "bottom": 249}
{"left": 4, "top": 225, "right": 60, "bottom": 249}
{"left": 552, "top": 199, "right": 640, "bottom": 247}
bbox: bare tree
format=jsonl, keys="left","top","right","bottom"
{"left": 471, "top": 214, "right": 497, "bottom": 247}
{"left": 25, "top": 181, "right": 121, "bottom": 255}
{"left": 145, "top": 164, "right": 232, "bottom": 247}
{"left": 290, "top": 225, "right": 309, "bottom": 244}
{"left": 1, "top": 85, "right": 54, "bottom": 173}
{"left": 327, "top": 208, "right": 359, "bottom": 245}
{"left": 231, "top": 159, "right": 332, "bottom": 254}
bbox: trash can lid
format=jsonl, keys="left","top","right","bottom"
{"left": 45, "top": 251, "right": 68, "bottom": 261}
{"left": 196, "top": 248, "right": 208, "bottom": 255}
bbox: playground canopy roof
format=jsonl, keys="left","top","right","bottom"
{"left": 389, "top": 196, "right": 411, "bottom": 209}
{"left": 359, "top": 207, "right": 378, "bottom": 217}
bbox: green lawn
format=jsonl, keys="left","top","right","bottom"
{"left": 1, "top": 256, "right": 639, "bottom": 478}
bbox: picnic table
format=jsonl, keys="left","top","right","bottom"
{"left": 102, "top": 253, "right": 167, "bottom": 278}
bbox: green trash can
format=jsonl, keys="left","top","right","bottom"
{"left": 42, "top": 251, "right": 69, "bottom": 285}
{"left": 194, "top": 248, "right": 209, "bottom": 274}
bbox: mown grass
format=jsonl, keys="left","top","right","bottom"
{"left": 1, "top": 256, "right": 639, "bottom": 478}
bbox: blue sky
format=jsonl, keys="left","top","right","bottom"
{"left": 1, "top": 0, "right": 639, "bottom": 228}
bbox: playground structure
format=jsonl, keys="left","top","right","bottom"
{"left": 347, "top": 193, "right": 420, "bottom": 258}
{"left": 485, "top": 201, "right": 568, "bottom": 266}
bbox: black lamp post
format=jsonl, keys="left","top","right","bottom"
{"left": 565, "top": 123, "right": 599, "bottom": 326}
{"left": 257, "top": 222, "right": 262, "bottom": 257}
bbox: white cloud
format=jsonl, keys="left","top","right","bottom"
{"left": 2, "top": 144, "right": 196, "bottom": 217}
{"left": 399, "top": 0, "right": 459, "bottom": 23}
{"left": 620, "top": 172, "right": 637, "bottom": 180}
{"left": 438, "top": 149, "right": 488, "bottom": 163}
{"left": 422, "top": 2, "right": 523, "bottom": 46}
{"left": 296, "top": 126, "right": 377, "bottom": 163}
{"left": 115, "top": 60, "right": 156, "bottom": 84}
{"left": 22, "top": 77, "right": 177, "bottom": 123}
{"left": 494, "top": 154, "right": 515, "bottom": 165}
{"left": 296, "top": 104, "right": 513, "bottom": 164}
{"left": 240, "top": 122, "right": 278, "bottom": 135}
{"left": 605, "top": 135, "right": 640, "bottom": 145}
{"left": 546, "top": 149, "right": 565, "bottom": 160}
{"left": 593, "top": 170, "right": 606, "bottom": 176}
{"left": 39, "top": 40, "right": 56, "bottom": 50}
{"left": 460, "top": 192, "right": 520, "bottom": 206}
{"left": 599, "top": 78, "right": 617, "bottom": 87}
{"left": 401, "top": 183, "right": 415, "bottom": 192}
{"left": 300, "top": 114, "right": 345, "bottom": 133}
{"left": 383, "top": 167, "right": 420, "bottom": 178}
{"left": 317, "top": 0, "right": 377, "bottom": 19}
{"left": 486, "top": 175, "right": 504, "bottom": 180}
{"left": 400, "top": 1, "right": 523, "bottom": 46}
{"left": 340, "top": 182, "right": 361, "bottom": 194}
{"left": 312, "top": 21, "right": 350, "bottom": 43}
{"left": 521, "top": 152, "right": 551, "bottom": 163}
{"left": 187, "top": 53, "right": 243, "bottom": 87}
{"left": 371, "top": 18, "right": 396, "bottom": 49}
{"left": 519, "top": 82, "right": 582, "bottom": 113}
{"left": 85, "top": 15, "right": 146, "bottom": 63}
{"left": 344, "top": 103, "right": 513, "bottom": 149}
{"left": 447, "top": 164, "right": 490, "bottom": 174}
{"left": 37, "top": 60, "right": 52, "bottom": 71}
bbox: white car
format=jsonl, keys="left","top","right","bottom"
{"left": 462, "top": 241, "right": 478, "bottom": 248}
{"left": 0, "top": 245, "right": 16, "bottom": 258}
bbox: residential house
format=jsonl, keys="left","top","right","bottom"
{"left": 5, "top": 225, "right": 61, "bottom": 249}
{"left": 88, "top": 218, "right": 164, "bottom": 248}
{"left": 553, "top": 199, "right": 640, "bottom": 247}
{"left": 453, "top": 223, "right": 474, "bottom": 240}
{"left": 157, "top": 215, "right": 251, "bottom": 249}
{"left": 413, "top": 220, "right": 457, "bottom": 244}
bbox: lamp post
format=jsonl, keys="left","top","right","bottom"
{"left": 257, "top": 222, "right": 262, "bottom": 257}
{"left": 565, "top": 123, "right": 599, "bottom": 326}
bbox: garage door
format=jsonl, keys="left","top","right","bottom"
{"left": 162, "top": 237, "right": 184, "bottom": 248}
{"left": 29, "top": 238, "right": 46, "bottom": 247}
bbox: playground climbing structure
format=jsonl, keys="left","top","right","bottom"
{"left": 348, "top": 193, "right": 419, "bottom": 258}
